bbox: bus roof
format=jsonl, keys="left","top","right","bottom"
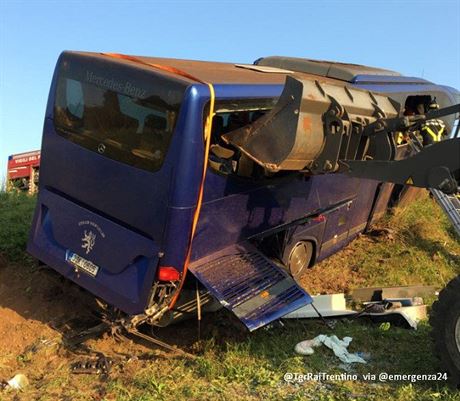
{"left": 254, "top": 56, "right": 402, "bottom": 82}
{"left": 76, "top": 51, "right": 425, "bottom": 87}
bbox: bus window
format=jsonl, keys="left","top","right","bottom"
{"left": 54, "top": 62, "right": 185, "bottom": 173}
{"left": 208, "top": 99, "right": 275, "bottom": 178}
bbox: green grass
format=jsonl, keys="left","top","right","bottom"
{"left": 1, "top": 191, "right": 460, "bottom": 400}
{"left": 367, "top": 196, "right": 460, "bottom": 287}
{"left": 303, "top": 194, "right": 460, "bottom": 296}
{"left": 97, "top": 319, "right": 458, "bottom": 401}
{"left": 0, "top": 191, "right": 36, "bottom": 263}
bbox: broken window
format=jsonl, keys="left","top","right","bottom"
{"left": 208, "top": 98, "right": 276, "bottom": 178}
{"left": 396, "top": 95, "right": 439, "bottom": 146}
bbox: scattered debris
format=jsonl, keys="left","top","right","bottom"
{"left": 1, "top": 374, "right": 29, "bottom": 391}
{"left": 355, "top": 351, "right": 371, "bottom": 361}
{"left": 64, "top": 322, "right": 110, "bottom": 348}
{"left": 294, "top": 337, "right": 322, "bottom": 355}
{"left": 324, "top": 319, "right": 338, "bottom": 329}
{"left": 295, "top": 335, "right": 367, "bottom": 364}
{"left": 284, "top": 290, "right": 428, "bottom": 330}
{"left": 71, "top": 354, "right": 114, "bottom": 376}
{"left": 127, "top": 326, "right": 197, "bottom": 359}
{"left": 284, "top": 294, "right": 356, "bottom": 319}
{"left": 363, "top": 303, "right": 386, "bottom": 314}
{"left": 18, "top": 337, "right": 57, "bottom": 360}
{"left": 349, "top": 285, "right": 436, "bottom": 303}
{"left": 379, "top": 322, "right": 391, "bottom": 331}
{"left": 366, "top": 227, "right": 396, "bottom": 241}
{"left": 359, "top": 303, "right": 427, "bottom": 330}
{"left": 317, "top": 335, "right": 367, "bottom": 364}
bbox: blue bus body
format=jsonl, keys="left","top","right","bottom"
{"left": 27, "top": 52, "right": 458, "bottom": 330}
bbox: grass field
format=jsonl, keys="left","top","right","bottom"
{"left": 0, "top": 191, "right": 459, "bottom": 401}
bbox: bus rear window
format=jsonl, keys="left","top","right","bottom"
{"left": 54, "top": 56, "right": 186, "bottom": 172}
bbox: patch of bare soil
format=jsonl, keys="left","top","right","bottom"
{"left": 0, "top": 258, "right": 246, "bottom": 400}
{"left": 0, "top": 260, "right": 156, "bottom": 400}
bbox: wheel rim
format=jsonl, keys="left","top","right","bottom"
{"left": 288, "top": 242, "right": 311, "bottom": 278}
{"left": 455, "top": 313, "right": 460, "bottom": 354}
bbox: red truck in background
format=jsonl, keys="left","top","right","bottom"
{"left": 7, "top": 150, "right": 40, "bottom": 194}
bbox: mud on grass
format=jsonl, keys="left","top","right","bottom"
{"left": 0, "top": 192, "right": 460, "bottom": 400}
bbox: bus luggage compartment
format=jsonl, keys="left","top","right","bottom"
{"left": 189, "top": 242, "right": 313, "bottom": 331}
{"left": 27, "top": 188, "right": 160, "bottom": 315}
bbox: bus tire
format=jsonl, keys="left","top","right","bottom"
{"left": 429, "top": 275, "right": 460, "bottom": 388}
{"left": 282, "top": 240, "right": 313, "bottom": 281}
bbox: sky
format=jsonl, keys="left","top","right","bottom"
{"left": 1, "top": 0, "right": 459, "bottom": 182}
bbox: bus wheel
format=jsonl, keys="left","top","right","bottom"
{"left": 430, "top": 275, "right": 460, "bottom": 388}
{"left": 282, "top": 241, "right": 313, "bottom": 281}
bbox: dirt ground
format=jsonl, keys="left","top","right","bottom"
{"left": 0, "top": 255, "right": 250, "bottom": 401}
{"left": 0, "top": 255, "right": 158, "bottom": 400}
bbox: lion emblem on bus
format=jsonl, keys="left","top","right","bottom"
{"left": 81, "top": 230, "right": 96, "bottom": 254}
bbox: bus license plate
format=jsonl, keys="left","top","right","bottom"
{"left": 65, "top": 251, "right": 99, "bottom": 277}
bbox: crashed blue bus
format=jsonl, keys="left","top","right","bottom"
{"left": 27, "top": 52, "right": 459, "bottom": 332}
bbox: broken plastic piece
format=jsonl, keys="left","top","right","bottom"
{"left": 295, "top": 334, "right": 367, "bottom": 364}
{"left": 6, "top": 374, "right": 29, "bottom": 391}
{"left": 294, "top": 337, "right": 322, "bottom": 355}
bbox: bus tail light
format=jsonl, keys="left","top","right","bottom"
{"left": 157, "top": 266, "right": 181, "bottom": 281}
